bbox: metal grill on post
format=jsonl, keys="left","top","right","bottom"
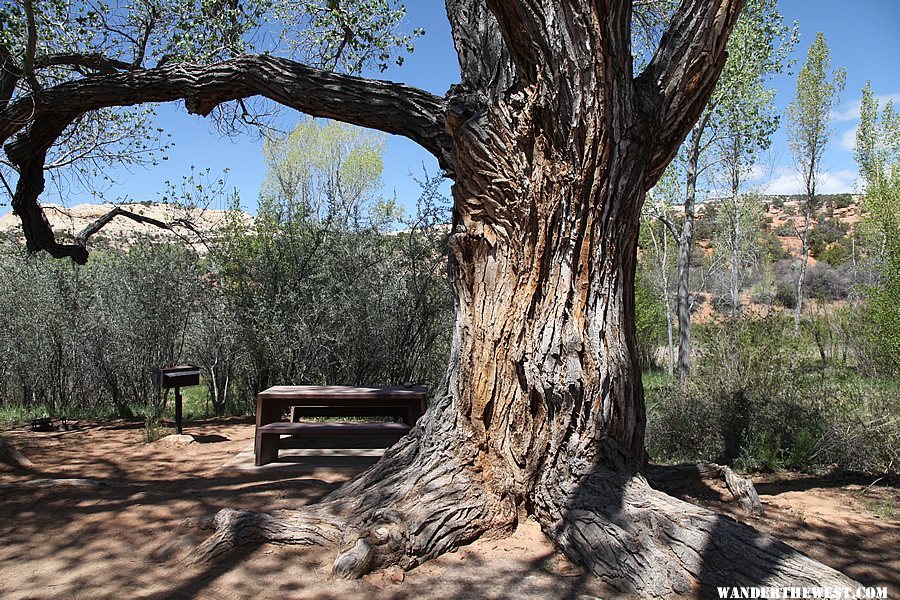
{"left": 152, "top": 366, "right": 200, "bottom": 435}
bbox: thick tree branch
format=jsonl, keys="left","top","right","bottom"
{"left": 22, "top": 0, "right": 41, "bottom": 91}
{"left": 445, "top": 0, "right": 515, "bottom": 95}
{"left": 0, "top": 42, "right": 18, "bottom": 110}
{"left": 0, "top": 54, "right": 452, "bottom": 262}
{"left": 480, "top": 1, "right": 633, "bottom": 88}
{"left": 1, "top": 55, "right": 451, "bottom": 163}
{"left": 636, "top": 0, "right": 746, "bottom": 187}
{"left": 480, "top": 0, "right": 541, "bottom": 82}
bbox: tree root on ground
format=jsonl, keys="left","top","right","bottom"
{"left": 180, "top": 461, "right": 858, "bottom": 596}
{"left": 650, "top": 462, "right": 765, "bottom": 516}
{"left": 536, "top": 469, "right": 857, "bottom": 597}
{"left": 0, "top": 437, "right": 34, "bottom": 470}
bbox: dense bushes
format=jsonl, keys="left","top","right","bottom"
{"left": 0, "top": 207, "right": 452, "bottom": 422}
{"left": 0, "top": 240, "right": 199, "bottom": 419}
{"left": 646, "top": 316, "right": 899, "bottom": 475}
{"left": 0, "top": 120, "right": 454, "bottom": 422}
{"left": 209, "top": 199, "right": 452, "bottom": 413}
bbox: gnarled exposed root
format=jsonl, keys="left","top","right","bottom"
{"left": 535, "top": 468, "right": 859, "bottom": 597}
{"left": 0, "top": 437, "right": 34, "bottom": 470}
{"left": 183, "top": 401, "right": 512, "bottom": 574}
{"left": 183, "top": 507, "right": 342, "bottom": 564}
{"left": 650, "top": 462, "right": 765, "bottom": 516}
{"left": 181, "top": 398, "right": 857, "bottom": 594}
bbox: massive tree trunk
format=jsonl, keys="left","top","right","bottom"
{"left": 1, "top": 0, "right": 859, "bottom": 595}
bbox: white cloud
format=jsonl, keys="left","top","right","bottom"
{"left": 818, "top": 169, "right": 861, "bottom": 194}
{"left": 765, "top": 170, "right": 802, "bottom": 195}
{"left": 746, "top": 163, "right": 769, "bottom": 182}
{"left": 830, "top": 92, "right": 900, "bottom": 122}
{"left": 762, "top": 167, "right": 859, "bottom": 195}
{"left": 840, "top": 126, "right": 857, "bottom": 152}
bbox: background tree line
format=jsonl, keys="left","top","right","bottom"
{"left": 633, "top": 17, "right": 898, "bottom": 476}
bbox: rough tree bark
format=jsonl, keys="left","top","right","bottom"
{"left": 1, "top": 0, "right": 858, "bottom": 595}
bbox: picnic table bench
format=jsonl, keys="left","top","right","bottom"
{"left": 254, "top": 385, "right": 427, "bottom": 466}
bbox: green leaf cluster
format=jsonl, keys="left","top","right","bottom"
{"left": 786, "top": 32, "right": 846, "bottom": 202}
{"left": 853, "top": 83, "right": 899, "bottom": 375}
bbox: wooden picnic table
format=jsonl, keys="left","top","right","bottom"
{"left": 254, "top": 385, "right": 427, "bottom": 466}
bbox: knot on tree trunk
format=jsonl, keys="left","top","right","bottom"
{"left": 332, "top": 508, "right": 410, "bottom": 579}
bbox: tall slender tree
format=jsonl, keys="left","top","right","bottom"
{"left": 786, "top": 32, "right": 845, "bottom": 335}
{"left": 653, "top": 0, "right": 794, "bottom": 375}
{"left": 711, "top": 0, "right": 794, "bottom": 317}
{"left": 853, "top": 82, "right": 899, "bottom": 373}
{"left": 0, "top": 0, "right": 855, "bottom": 593}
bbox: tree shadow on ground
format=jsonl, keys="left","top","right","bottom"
{"left": 551, "top": 448, "right": 867, "bottom": 598}
{"left": 192, "top": 434, "right": 230, "bottom": 443}
{"left": 2, "top": 420, "right": 895, "bottom": 598}
{"left": 646, "top": 462, "right": 898, "bottom": 594}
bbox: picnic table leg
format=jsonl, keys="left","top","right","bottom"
{"left": 255, "top": 396, "right": 284, "bottom": 466}
{"left": 255, "top": 432, "right": 279, "bottom": 466}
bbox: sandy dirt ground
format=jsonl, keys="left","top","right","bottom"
{"left": 1, "top": 418, "right": 897, "bottom": 599}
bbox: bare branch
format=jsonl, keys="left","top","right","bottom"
{"left": 131, "top": 16, "right": 156, "bottom": 69}
{"left": 0, "top": 167, "right": 13, "bottom": 197}
{"left": 650, "top": 209, "right": 681, "bottom": 243}
{"left": 34, "top": 53, "right": 133, "bottom": 75}
{"left": 22, "top": 0, "right": 41, "bottom": 91}
{"left": 73, "top": 205, "right": 200, "bottom": 247}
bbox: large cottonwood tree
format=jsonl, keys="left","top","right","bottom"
{"left": 0, "top": 0, "right": 856, "bottom": 594}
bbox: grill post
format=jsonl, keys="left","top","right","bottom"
{"left": 152, "top": 366, "right": 200, "bottom": 435}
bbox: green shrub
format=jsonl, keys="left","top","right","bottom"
{"left": 634, "top": 274, "right": 667, "bottom": 371}
{"left": 645, "top": 316, "right": 898, "bottom": 475}
{"left": 819, "top": 241, "right": 850, "bottom": 266}
{"left": 852, "top": 274, "right": 899, "bottom": 377}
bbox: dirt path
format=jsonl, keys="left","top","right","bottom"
{"left": 1, "top": 419, "right": 896, "bottom": 599}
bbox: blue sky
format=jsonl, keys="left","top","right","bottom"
{"left": 30, "top": 1, "right": 900, "bottom": 215}
{"left": 755, "top": 0, "right": 900, "bottom": 197}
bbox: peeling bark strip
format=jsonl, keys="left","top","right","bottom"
{"left": 1, "top": 0, "right": 861, "bottom": 594}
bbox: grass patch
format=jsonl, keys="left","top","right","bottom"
{"left": 0, "top": 402, "right": 47, "bottom": 426}
{"left": 861, "top": 496, "right": 897, "bottom": 519}
{"left": 154, "top": 383, "right": 214, "bottom": 422}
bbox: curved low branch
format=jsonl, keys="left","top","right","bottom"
{"left": 1, "top": 54, "right": 451, "bottom": 164}
{"left": 0, "top": 54, "right": 452, "bottom": 262}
